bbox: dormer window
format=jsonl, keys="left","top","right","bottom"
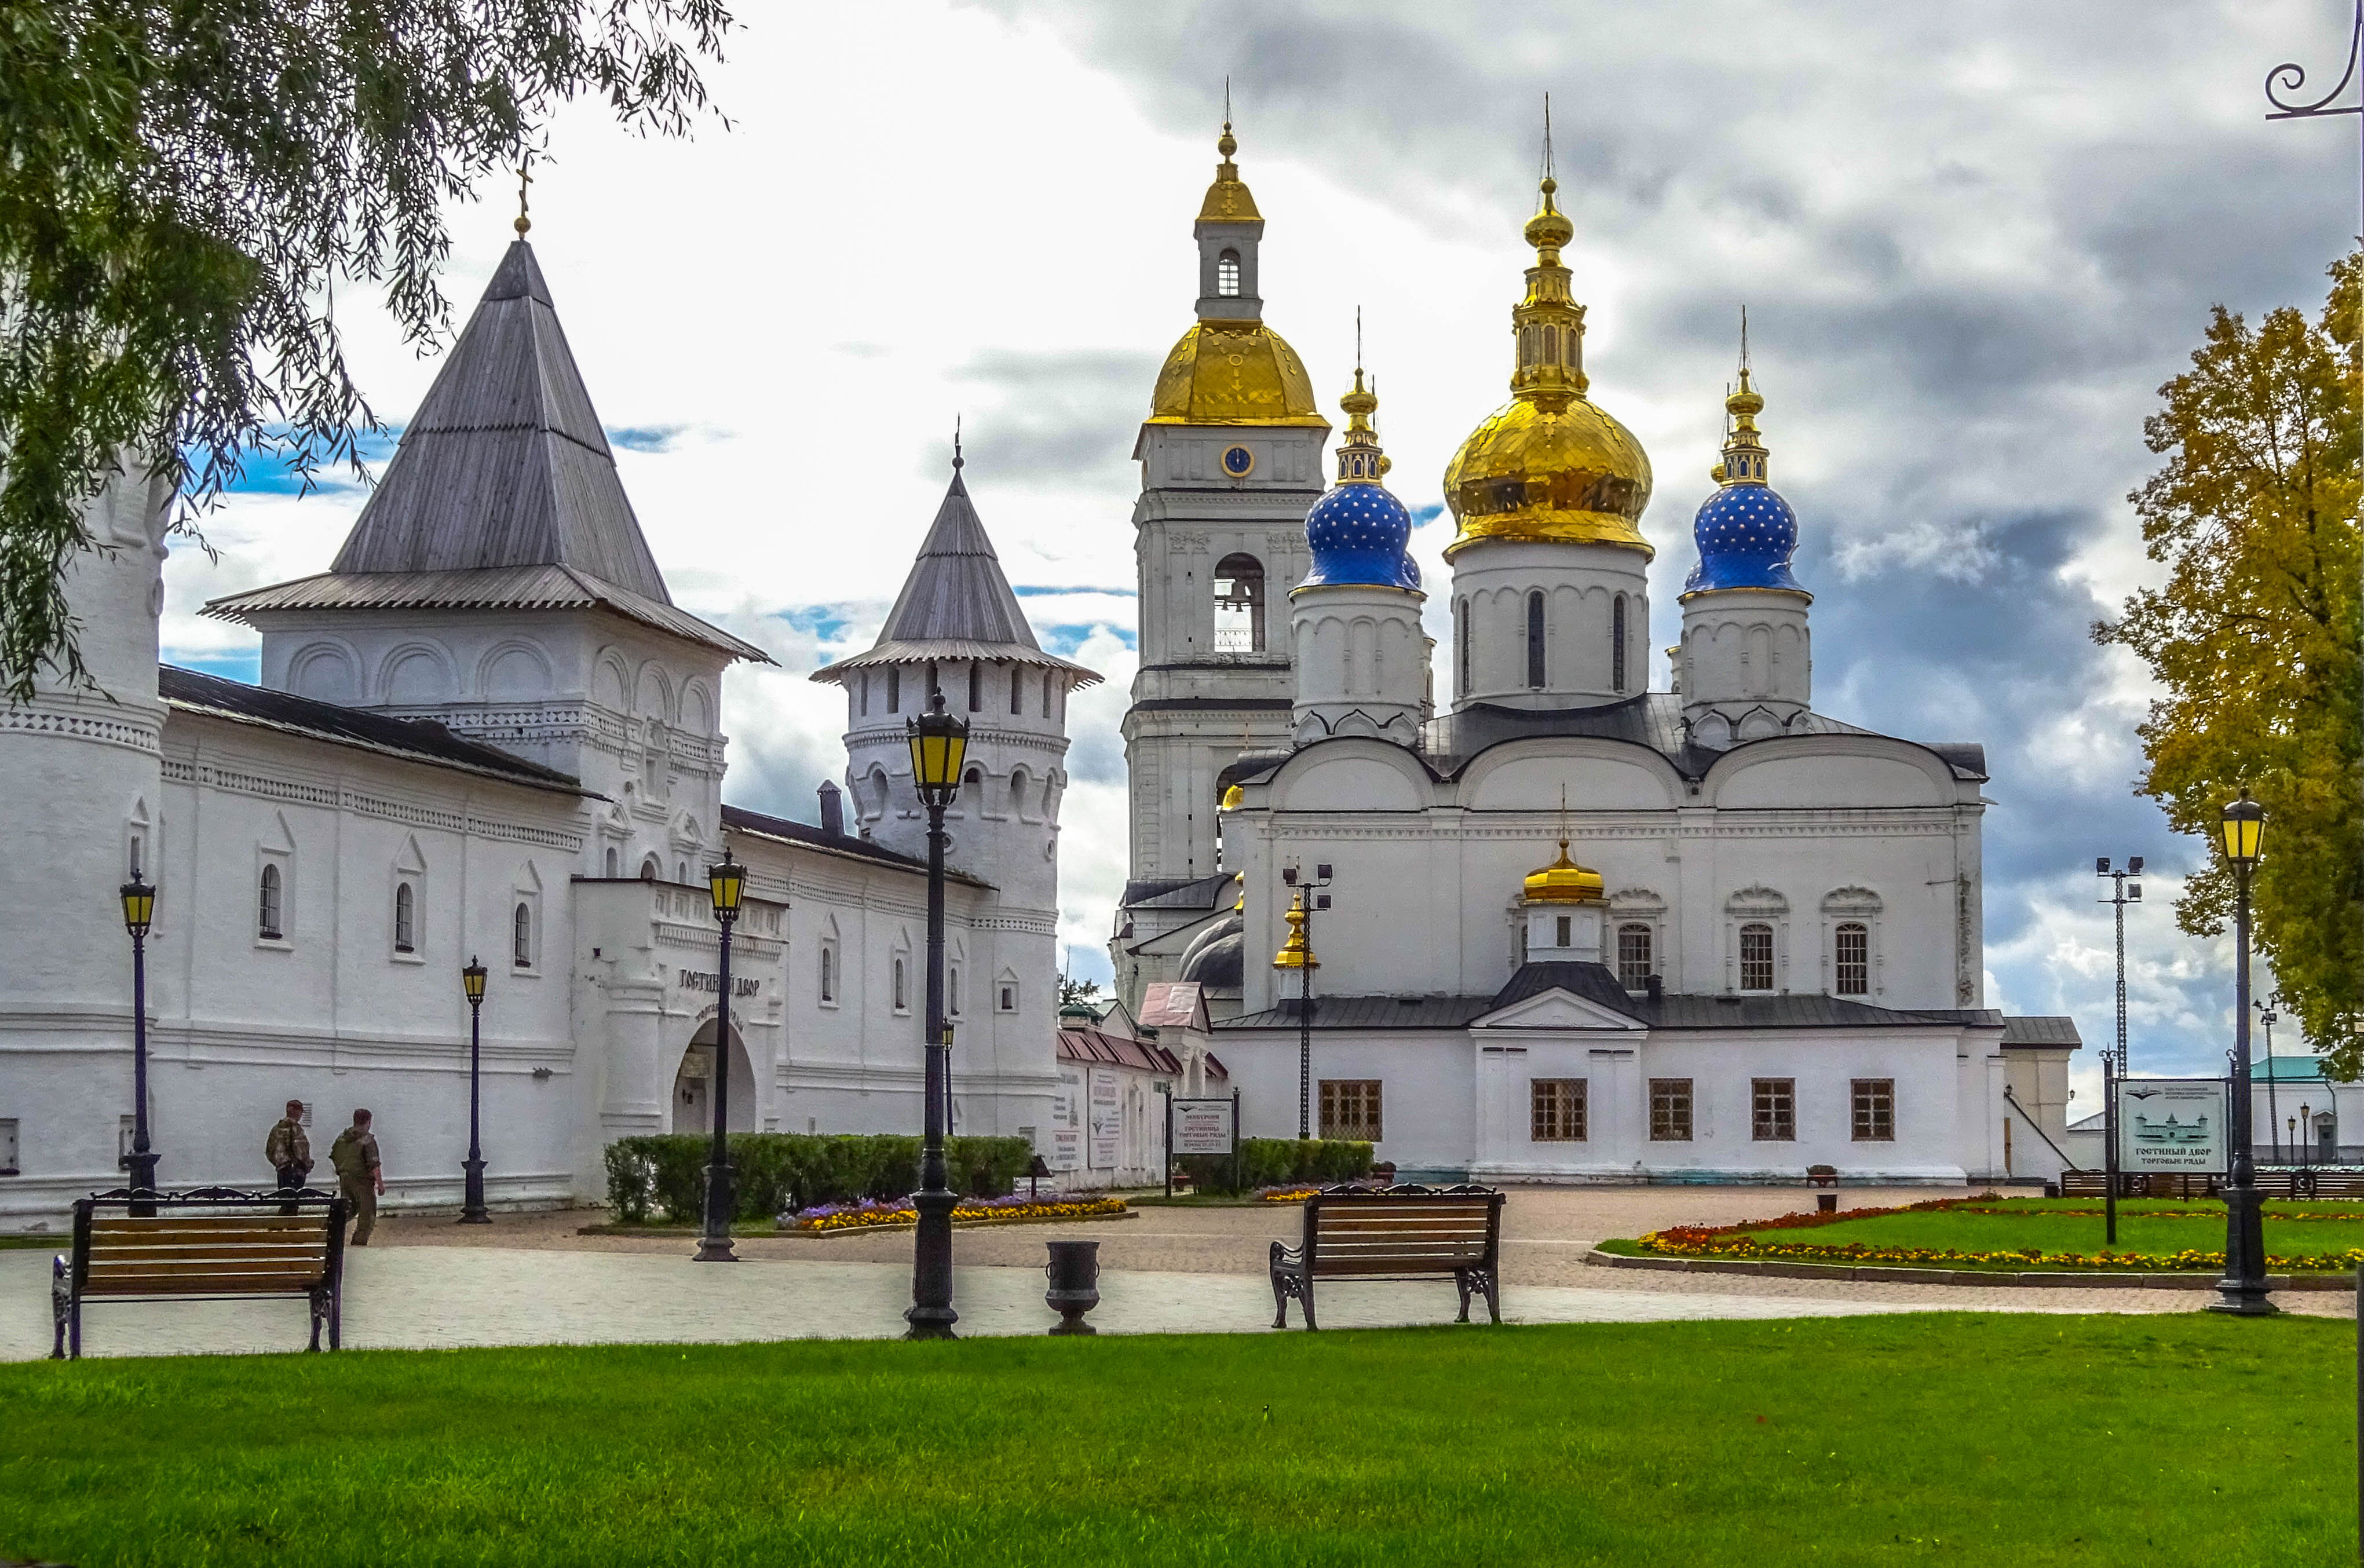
{"left": 1217, "top": 250, "right": 1241, "bottom": 297}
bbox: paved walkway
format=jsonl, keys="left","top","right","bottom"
{"left": 11, "top": 1186, "right": 2345, "bottom": 1360}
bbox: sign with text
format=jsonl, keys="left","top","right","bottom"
{"left": 1088, "top": 1068, "right": 1121, "bottom": 1169}
{"left": 1170, "top": 1097, "right": 1237, "bottom": 1156}
{"left": 1049, "top": 1068, "right": 1084, "bottom": 1172}
{"left": 2117, "top": 1077, "right": 2230, "bottom": 1174}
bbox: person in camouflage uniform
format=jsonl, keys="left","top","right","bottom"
{"left": 265, "top": 1099, "right": 311, "bottom": 1215}
{"left": 328, "top": 1109, "right": 383, "bottom": 1245}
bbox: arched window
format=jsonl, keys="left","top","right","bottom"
{"left": 640, "top": 856, "right": 660, "bottom": 882}
{"left": 1739, "top": 923, "right": 1774, "bottom": 992}
{"left": 1612, "top": 594, "right": 1628, "bottom": 694}
{"left": 257, "top": 863, "right": 283, "bottom": 940}
{"left": 604, "top": 846, "right": 619, "bottom": 878}
{"left": 1835, "top": 923, "right": 1870, "bottom": 996}
{"left": 393, "top": 882, "right": 416, "bottom": 953}
{"left": 1216, "top": 249, "right": 1241, "bottom": 297}
{"left": 893, "top": 958, "right": 908, "bottom": 1012}
{"left": 1010, "top": 664, "right": 1023, "bottom": 715}
{"left": 675, "top": 860, "right": 688, "bottom": 883}
{"left": 819, "top": 946, "right": 835, "bottom": 1002}
{"left": 949, "top": 967, "right": 961, "bottom": 1017}
{"left": 1554, "top": 914, "right": 1572, "bottom": 947}
{"left": 1543, "top": 324, "right": 1558, "bottom": 364}
{"left": 859, "top": 671, "right": 869, "bottom": 717}
{"left": 1617, "top": 923, "right": 1653, "bottom": 990}
{"left": 513, "top": 901, "right": 534, "bottom": 968}
{"left": 887, "top": 668, "right": 901, "bottom": 713}
{"left": 1212, "top": 555, "right": 1266, "bottom": 652}
{"left": 967, "top": 660, "right": 982, "bottom": 712}
{"left": 1526, "top": 591, "right": 1546, "bottom": 688}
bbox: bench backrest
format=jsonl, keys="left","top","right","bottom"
{"left": 1303, "top": 1187, "right": 1503, "bottom": 1276}
{"left": 73, "top": 1193, "right": 342, "bottom": 1300}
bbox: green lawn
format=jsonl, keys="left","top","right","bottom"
{"left": 1724, "top": 1198, "right": 2364, "bottom": 1264}
{"left": 1, "top": 1314, "right": 2353, "bottom": 1566}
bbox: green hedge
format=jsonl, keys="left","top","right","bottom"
{"left": 1174, "top": 1138, "right": 1373, "bottom": 1195}
{"left": 603, "top": 1134, "right": 1036, "bottom": 1223}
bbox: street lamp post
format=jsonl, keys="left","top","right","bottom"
{"left": 695, "top": 856, "right": 747, "bottom": 1263}
{"left": 1273, "top": 863, "right": 1329, "bottom": 1140}
{"left": 905, "top": 690, "right": 969, "bottom": 1339}
{"left": 460, "top": 958, "right": 490, "bottom": 1223}
{"left": 2260, "top": 999, "right": 2281, "bottom": 1165}
{"left": 2210, "top": 792, "right": 2274, "bottom": 1317}
{"left": 119, "top": 876, "right": 158, "bottom": 1215}
{"left": 2096, "top": 857, "right": 2143, "bottom": 1076}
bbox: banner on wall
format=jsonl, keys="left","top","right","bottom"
{"left": 1049, "top": 1067, "right": 1084, "bottom": 1172}
{"left": 1088, "top": 1067, "right": 1121, "bottom": 1169}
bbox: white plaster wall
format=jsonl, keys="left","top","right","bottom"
{"left": 1446, "top": 538, "right": 1650, "bottom": 708}
{"left": 1679, "top": 587, "right": 1813, "bottom": 737}
{"left": 1288, "top": 582, "right": 1426, "bottom": 744}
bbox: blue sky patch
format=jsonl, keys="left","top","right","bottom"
{"left": 199, "top": 426, "right": 401, "bottom": 497}
{"left": 164, "top": 648, "right": 262, "bottom": 684}
{"left": 608, "top": 425, "right": 689, "bottom": 454}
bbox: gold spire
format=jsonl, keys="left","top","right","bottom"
{"left": 1522, "top": 840, "right": 1606, "bottom": 904}
{"left": 1335, "top": 309, "right": 1389, "bottom": 483}
{"left": 1271, "top": 888, "right": 1319, "bottom": 969}
{"left": 513, "top": 153, "right": 533, "bottom": 237}
{"left": 1198, "top": 116, "right": 1262, "bottom": 224}
{"left": 1710, "top": 310, "right": 1770, "bottom": 485}
{"left": 1441, "top": 102, "right": 1653, "bottom": 561}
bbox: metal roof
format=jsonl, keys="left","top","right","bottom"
{"left": 205, "top": 562, "right": 770, "bottom": 663}
{"left": 812, "top": 462, "right": 1098, "bottom": 686}
{"left": 2000, "top": 1015, "right": 2082, "bottom": 1048}
{"left": 720, "top": 803, "right": 990, "bottom": 889}
{"left": 160, "top": 666, "right": 584, "bottom": 792}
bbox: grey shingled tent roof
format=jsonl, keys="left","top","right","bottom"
{"left": 811, "top": 458, "right": 1099, "bottom": 685}
{"left": 206, "top": 241, "right": 768, "bottom": 664}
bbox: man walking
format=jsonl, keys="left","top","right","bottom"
{"left": 328, "top": 1109, "right": 383, "bottom": 1246}
{"left": 265, "top": 1100, "right": 311, "bottom": 1215}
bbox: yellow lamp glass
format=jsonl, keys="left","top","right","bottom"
{"left": 2219, "top": 794, "right": 2266, "bottom": 867}
{"left": 462, "top": 957, "right": 488, "bottom": 1003}
{"left": 708, "top": 857, "right": 747, "bottom": 916}
{"left": 119, "top": 877, "right": 155, "bottom": 939}
{"left": 906, "top": 693, "right": 971, "bottom": 806}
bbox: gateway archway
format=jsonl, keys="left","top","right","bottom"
{"left": 670, "top": 1018, "right": 756, "bottom": 1135}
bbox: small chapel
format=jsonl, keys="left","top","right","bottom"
{"left": 1110, "top": 127, "right": 2082, "bottom": 1185}
{"left": 0, "top": 233, "right": 1093, "bottom": 1227}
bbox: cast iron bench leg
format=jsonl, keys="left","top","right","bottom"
{"left": 330, "top": 1281, "right": 341, "bottom": 1351}
{"left": 1455, "top": 1270, "right": 1474, "bottom": 1324}
{"left": 49, "top": 1259, "right": 67, "bottom": 1360}
{"left": 308, "top": 1287, "right": 326, "bottom": 1353}
{"left": 1482, "top": 1267, "right": 1501, "bottom": 1325}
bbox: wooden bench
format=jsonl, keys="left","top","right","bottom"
{"left": 1269, "top": 1184, "right": 1505, "bottom": 1331}
{"left": 52, "top": 1187, "right": 348, "bottom": 1359}
{"left": 2055, "top": 1169, "right": 2364, "bottom": 1201}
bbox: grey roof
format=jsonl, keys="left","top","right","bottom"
{"left": 160, "top": 666, "right": 584, "bottom": 792}
{"left": 812, "top": 462, "right": 1098, "bottom": 686}
{"left": 204, "top": 562, "right": 770, "bottom": 663}
{"left": 1221, "top": 963, "right": 2003, "bottom": 1034}
{"left": 2001, "top": 1015, "right": 2082, "bottom": 1048}
{"left": 1226, "top": 695, "right": 1987, "bottom": 788}
{"left": 720, "top": 804, "right": 991, "bottom": 889}
{"left": 204, "top": 242, "right": 770, "bottom": 666}
{"left": 334, "top": 242, "right": 666, "bottom": 593}
{"left": 1126, "top": 873, "right": 1239, "bottom": 911}
{"left": 1180, "top": 929, "right": 1245, "bottom": 988}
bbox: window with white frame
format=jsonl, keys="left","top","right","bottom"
{"left": 998, "top": 978, "right": 1018, "bottom": 1014}
{"left": 948, "top": 966, "right": 961, "bottom": 1017}
{"left": 1216, "top": 248, "right": 1241, "bottom": 297}
{"left": 1531, "top": 1079, "right": 1586, "bottom": 1142}
{"left": 257, "top": 862, "right": 284, "bottom": 941}
{"left": 1852, "top": 1079, "right": 1895, "bottom": 1141}
{"left": 893, "top": 957, "right": 908, "bottom": 1013}
{"left": 1739, "top": 924, "right": 1774, "bottom": 991}
{"left": 1834, "top": 923, "right": 1870, "bottom": 996}
{"left": 1752, "top": 1079, "right": 1796, "bottom": 1141}
{"left": 1616, "top": 923, "right": 1653, "bottom": 990}
{"left": 1320, "top": 1080, "right": 1382, "bottom": 1141}
{"left": 512, "top": 901, "right": 535, "bottom": 968}
{"left": 1649, "top": 1078, "right": 1693, "bottom": 1142}
{"left": 394, "top": 882, "right": 416, "bottom": 954}
{"left": 819, "top": 945, "right": 836, "bottom": 1003}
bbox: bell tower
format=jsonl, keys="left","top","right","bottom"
{"left": 1123, "top": 122, "right": 1330, "bottom": 889}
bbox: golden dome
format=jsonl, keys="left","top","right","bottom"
{"left": 1148, "top": 320, "right": 1328, "bottom": 427}
{"left": 1199, "top": 124, "right": 1262, "bottom": 224}
{"left": 1271, "top": 889, "right": 1319, "bottom": 968}
{"left": 1442, "top": 174, "right": 1653, "bottom": 560}
{"left": 1523, "top": 840, "right": 1606, "bottom": 904}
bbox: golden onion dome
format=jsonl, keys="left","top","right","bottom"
{"left": 1522, "top": 840, "right": 1606, "bottom": 904}
{"left": 1148, "top": 320, "right": 1327, "bottom": 427}
{"left": 1443, "top": 174, "right": 1653, "bottom": 560}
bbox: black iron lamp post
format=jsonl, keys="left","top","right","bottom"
{"left": 460, "top": 958, "right": 491, "bottom": 1223}
{"left": 695, "top": 856, "right": 747, "bottom": 1263}
{"left": 2211, "top": 791, "right": 2274, "bottom": 1317}
{"left": 118, "top": 875, "right": 158, "bottom": 1214}
{"left": 905, "top": 690, "right": 969, "bottom": 1339}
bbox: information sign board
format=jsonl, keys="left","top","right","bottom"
{"left": 1048, "top": 1068, "right": 1084, "bottom": 1173}
{"left": 1088, "top": 1068, "right": 1121, "bottom": 1169}
{"left": 1170, "top": 1098, "right": 1237, "bottom": 1156}
{"left": 2116, "top": 1077, "right": 2230, "bottom": 1174}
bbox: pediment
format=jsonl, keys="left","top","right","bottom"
{"left": 1471, "top": 988, "right": 1645, "bottom": 1033}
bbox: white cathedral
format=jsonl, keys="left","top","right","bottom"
{"left": 0, "top": 128, "right": 2081, "bottom": 1227}
{"left": 1109, "top": 129, "right": 2081, "bottom": 1185}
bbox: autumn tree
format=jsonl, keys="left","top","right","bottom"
{"left": 0, "top": 0, "right": 732, "bottom": 702}
{"left": 2096, "top": 253, "right": 2362, "bottom": 1070}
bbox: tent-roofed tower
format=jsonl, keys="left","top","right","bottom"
{"left": 813, "top": 447, "right": 1098, "bottom": 911}
{"left": 207, "top": 236, "right": 769, "bottom": 879}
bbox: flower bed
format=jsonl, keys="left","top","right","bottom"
{"left": 779, "top": 1192, "right": 1128, "bottom": 1234}
{"left": 1628, "top": 1197, "right": 2364, "bottom": 1273}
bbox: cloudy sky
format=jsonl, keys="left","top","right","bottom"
{"left": 163, "top": 0, "right": 2358, "bottom": 1107}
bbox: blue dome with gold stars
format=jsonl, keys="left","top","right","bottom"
{"left": 1682, "top": 364, "right": 1807, "bottom": 596}
{"left": 1302, "top": 364, "right": 1420, "bottom": 591}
